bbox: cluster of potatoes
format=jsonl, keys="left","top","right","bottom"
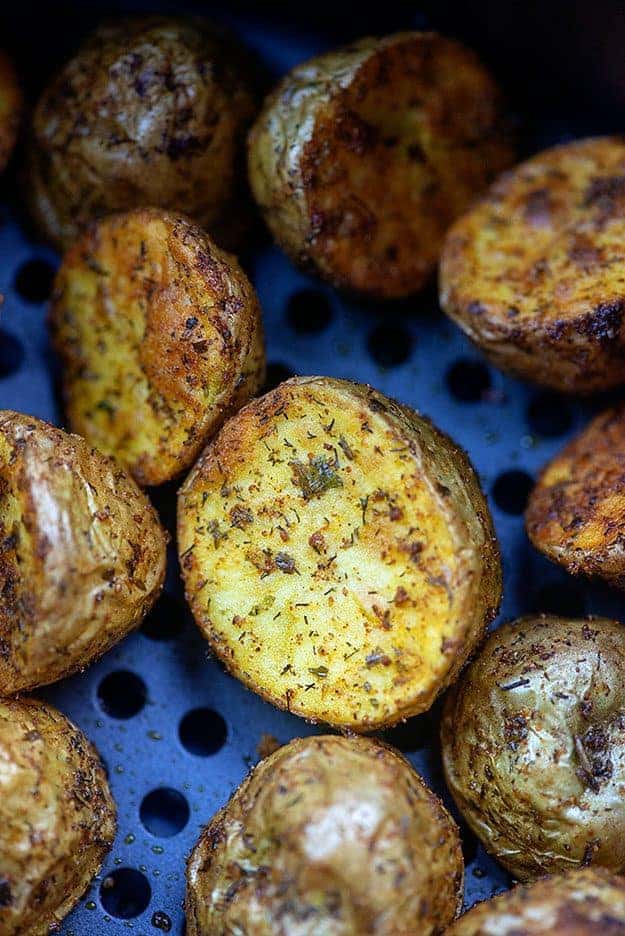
{"left": 2, "top": 11, "right": 625, "bottom": 935}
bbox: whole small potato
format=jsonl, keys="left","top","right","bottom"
{"left": 447, "top": 868, "right": 625, "bottom": 935}
{"left": 526, "top": 404, "right": 625, "bottom": 589}
{"left": 248, "top": 31, "right": 513, "bottom": 299}
{"left": 441, "top": 615, "right": 625, "bottom": 881}
{"left": 50, "top": 208, "right": 265, "bottom": 486}
{"left": 186, "top": 734, "right": 463, "bottom": 935}
{"left": 27, "top": 16, "right": 258, "bottom": 251}
{"left": 178, "top": 376, "right": 501, "bottom": 732}
{"left": 0, "top": 52, "right": 21, "bottom": 173}
{"left": 0, "top": 410, "right": 166, "bottom": 694}
{"left": 440, "top": 136, "right": 625, "bottom": 393}
{"left": 0, "top": 696, "right": 116, "bottom": 936}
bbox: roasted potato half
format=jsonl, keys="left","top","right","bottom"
{"left": 178, "top": 376, "right": 501, "bottom": 732}
{"left": 526, "top": 405, "right": 625, "bottom": 589}
{"left": 248, "top": 31, "right": 513, "bottom": 299}
{"left": 447, "top": 868, "right": 625, "bottom": 935}
{"left": 0, "top": 411, "right": 166, "bottom": 694}
{"left": 186, "top": 734, "right": 463, "bottom": 935}
{"left": 0, "top": 52, "right": 21, "bottom": 174}
{"left": 441, "top": 614, "right": 625, "bottom": 881}
{"left": 440, "top": 136, "right": 625, "bottom": 393}
{"left": 0, "top": 696, "right": 116, "bottom": 936}
{"left": 27, "top": 15, "right": 258, "bottom": 251}
{"left": 50, "top": 208, "right": 265, "bottom": 487}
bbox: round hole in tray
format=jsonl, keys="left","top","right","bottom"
{"left": 179, "top": 707, "right": 227, "bottom": 756}
{"left": 446, "top": 358, "right": 491, "bottom": 402}
{"left": 140, "top": 787, "right": 190, "bottom": 838}
{"left": 99, "top": 868, "right": 151, "bottom": 919}
{"left": 286, "top": 289, "right": 333, "bottom": 334}
{"left": 367, "top": 322, "right": 413, "bottom": 367}
{"left": 0, "top": 329, "right": 24, "bottom": 378}
{"left": 97, "top": 670, "right": 147, "bottom": 719}
{"left": 492, "top": 469, "right": 533, "bottom": 515}
{"left": 532, "top": 581, "right": 587, "bottom": 617}
{"left": 263, "top": 361, "right": 295, "bottom": 393}
{"left": 142, "top": 592, "right": 185, "bottom": 641}
{"left": 13, "top": 258, "right": 56, "bottom": 303}
{"left": 527, "top": 391, "right": 573, "bottom": 438}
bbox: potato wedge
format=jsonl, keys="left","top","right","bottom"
{"left": 50, "top": 208, "right": 265, "bottom": 487}
{"left": 0, "top": 696, "right": 115, "bottom": 936}
{"left": 447, "top": 868, "right": 625, "bottom": 935}
{"left": 526, "top": 405, "right": 625, "bottom": 589}
{"left": 178, "top": 376, "right": 501, "bottom": 732}
{"left": 248, "top": 31, "right": 513, "bottom": 299}
{"left": 186, "top": 734, "right": 463, "bottom": 935}
{"left": 441, "top": 614, "right": 625, "bottom": 881}
{"left": 440, "top": 136, "right": 625, "bottom": 393}
{"left": 0, "top": 52, "right": 20, "bottom": 174}
{"left": 27, "top": 16, "right": 258, "bottom": 251}
{"left": 0, "top": 410, "right": 166, "bottom": 693}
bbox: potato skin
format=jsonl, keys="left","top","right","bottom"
{"left": 0, "top": 411, "right": 166, "bottom": 694}
{"left": 27, "top": 16, "right": 258, "bottom": 251}
{"left": 0, "top": 696, "right": 116, "bottom": 936}
{"left": 186, "top": 734, "right": 463, "bottom": 936}
{"left": 447, "top": 868, "right": 625, "bottom": 935}
{"left": 178, "top": 376, "right": 501, "bottom": 732}
{"left": 0, "top": 52, "right": 21, "bottom": 174}
{"left": 248, "top": 31, "right": 513, "bottom": 299}
{"left": 441, "top": 615, "right": 625, "bottom": 881}
{"left": 50, "top": 208, "right": 265, "bottom": 487}
{"left": 440, "top": 136, "right": 625, "bottom": 393}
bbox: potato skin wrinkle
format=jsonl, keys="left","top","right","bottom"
{"left": 178, "top": 376, "right": 501, "bottom": 732}
{"left": 441, "top": 615, "right": 625, "bottom": 882}
{"left": 0, "top": 697, "right": 116, "bottom": 936}
{"left": 186, "top": 735, "right": 463, "bottom": 935}
{"left": 27, "top": 15, "right": 258, "bottom": 251}
{"left": 0, "top": 411, "right": 166, "bottom": 694}
{"left": 0, "top": 52, "right": 21, "bottom": 174}
{"left": 248, "top": 31, "right": 513, "bottom": 299}
{"left": 50, "top": 208, "right": 265, "bottom": 487}
{"left": 447, "top": 868, "right": 625, "bottom": 935}
{"left": 440, "top": 136, "right": 625, "bottom": 393}
{"left": 526, "top": 405, "right": 625, "bottom": 590}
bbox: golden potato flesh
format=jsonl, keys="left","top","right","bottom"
{"left": 0, "top": 696, "right": 115, "bottom": 936}
{"left": 27, "top": 16, "right": 258, "bottom": 251}
{"left": 50, "top": 208, "right": 265, "bottom": 487}
{"left": 178, "top": 376, "right": 501, "bottom": 732}
{"left": 186, "top": 735, "right": 463, "bottom": 936}
{"left": 0, "top": 411, "right": 166, "bottom": 694}
{"left": 248, "top": 31, "right": 513, "bottom": 299}
{"left": 441, "top": 615, "right": 625, "bottom": 881}
{"left": 0, "top": 52, "right": 21, "bottom": 174}
{"left": 526, "top": 405, "right": 625, "bottom": 589}
{"left": 440, "top": 136, "right": 625, "bottom": 393}
{"left": 447, "top": 868, "right": 625, "bottom": 935}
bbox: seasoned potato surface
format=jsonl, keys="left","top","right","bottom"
{"left": 447, "top": 868, "right": 625, "bottom": 935}
{"left": 0, "top": 697, "right": 116, "bottom": 936}
{"left": 0, "top": 411, "right": 166, "bottom": 693}
{"left": 0, "top": 52, "right": 20, "bottom": 173}
{"left": 186, "top": 734, "right": 463, "bottom": 935}
{"left": 27, "top": 16, "right": 258, "bottom": 251}
{"left": 178, "top": 377, "right": 501, "bottom": 731}
{"left": 526, "top": 405, "right": 625, "bottom": 589}
{"left": 440, "top": 136, "right": 625, "bottom": 392}
{"left": 441, "top": 615, "right": 625, "bottom": 881}
{"left": 50, "top": 208, "right": 265, "bottom": 487}
{"left": 248, "top": 31, "right": 513, "bottom": 299}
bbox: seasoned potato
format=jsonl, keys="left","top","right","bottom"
{"left": 526, "top": 404, "right": 625, "bottom": 589}
{"left": 50, "top": 208, "right": 265, "bottom": 487}
{"left": 440, "top": 136, "right": 625, "bottom": 393}
{"left": 248, "top": 31, "right": 513, "bottom": 299}
{"left": 0, "top": 411, "right": 166, "bottom": 694}
{"left": 0, "top": 696, "right": 116, "bottom": 936}
{"left": 441, "top": 614, "right": 625, "bottom": 881}
{"left": 0, "top": 52, "right": 21, "bottom": 174}
{"left": 447, "top": 868, "right": 625, "bottom": 935}
{"left": 186, "top": 734, "right": 463, "bottom": 935}
{"left": 178, "top": 376, "right": 501, "bottom": 732}
{"left": 27, "top": 15, "right": 258, "bottom": 252}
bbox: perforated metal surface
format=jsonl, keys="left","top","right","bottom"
{"left": 1, "top": 7, "right": 623, "bottom": 935}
